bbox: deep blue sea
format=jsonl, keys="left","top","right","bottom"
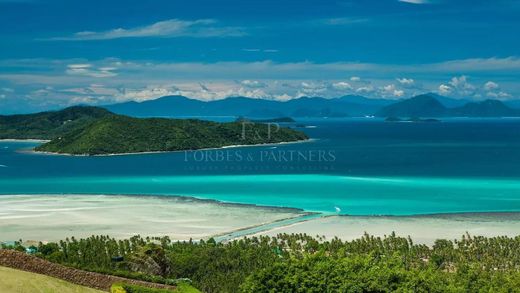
{"left": 1, "top": 118, "right": 520, "bottom": 215}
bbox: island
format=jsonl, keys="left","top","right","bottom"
{"left": 385, "top": 117, "right": 441, "bottom": 123}
{"left": 0, "top": 106, "right": 308, "bottom": 155}
{"left": 0, "top": 106, "right": 110, "bottom": 140}
{"left": 235, "top": 116, "right": 296, "bottom": 123}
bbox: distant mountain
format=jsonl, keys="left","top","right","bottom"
{"left": 451, "top": 100, "right": 518, "bottom": 117}
{"left": 338, "top": 95, "right": 395, "bottom": 106}
{"left": 376, "top": 94, "right": 448, "bottom": 117}
{"left": 104, "top": 95, "right": 392, "bottom": 118}
{"left": 376, "top": 94, "right": 519, "bottom": 117}
{"left": 0, "top": 106, "right": 112, "bottom": 139}
{"left": 504, "top": 99, "right": 520, "bottom": 109}
{"left": 424, "top": 93, "right": 469, "bottom": 108}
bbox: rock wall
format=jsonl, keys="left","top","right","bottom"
{"left": 0, "top": 249, "right": 176, "bottom": 291}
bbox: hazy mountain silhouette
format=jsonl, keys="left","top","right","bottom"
{"left": 105, "top": 95, "right": 392, "bottom": 118}
{"left": 376, "top": 93, "right": 519, "bottom": 117}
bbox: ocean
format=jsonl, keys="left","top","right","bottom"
{"left": 1, "top": 118, "right": 520, "bottom": 215}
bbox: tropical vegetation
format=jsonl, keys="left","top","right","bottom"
{"left": 0, "top": 106, "right": 110, "bottom": 140}
{"left": 36, "top": 114, "right": 307, "bottom": 155}
{"left": 5, "top": 233, "right": 520, "bottom": 292}
{"left": 0, "top": 106, "right": 308, "bottom": 155}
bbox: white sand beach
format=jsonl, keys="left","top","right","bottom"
{"left": 255, "top": 214, "right": 520, "bottom": 245}
{"left": 28, "top": 138, "right": 314, "bottom": 157}
{"left": 0, "top": 194, "right": 303, "bottom": 242}
{"left": 0, "top": 139, "right": 50, "bottom": 143}
{"left": 2, "top": 194, "right": 520, "bottom": 245}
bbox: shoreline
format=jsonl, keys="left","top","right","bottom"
{"left": 252, "top": 213, "right": 520, "bottom": 245}
{"left": 5, "top": 192, "right": 520, "bottom": 218}
{"left": 0, "top": 139, "right": 50, "bottom": 143}
{"left": 3, "top": 193, "right": 520, "bottom": 245}
{"left": 23, "top": 138, "right": 315, "bottom": 157}
{"left": 0, "top": 194, "right": 307, "bottom": 243}
{"left": 0, "top": 193, "right": 307, "bottom": 214}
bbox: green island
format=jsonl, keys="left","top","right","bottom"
{"left": 385, "top": 117, "right": 441, "bottom": 123}
{"left": 0, "top": 106, "right": 111, "bottom": 140}
{"left": 4, "top": 233, "right": 520, "bottom": 292}
{"left": 0, "top": 106, "right": 308, "bottom": 155}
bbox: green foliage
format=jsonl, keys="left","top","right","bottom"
{"left": 111, "top": 282, "right": 199, "bottom": 293}
{"left": 1, "top": 105, "right": 307, "bottom": 155}
{"left": 0, "top": 106, "right": 111, "bottom": 139}
{"left": 121, "top": 283, "right": 176, "bottom": 293}
{"left": 35, "top": 113, "right": 308, "bottom": 155}
{"left": 111, "top": 284, "right": 127, "bottom": 293}
{"left": 174, "top": 282, "right": 201, "bottom": 293}
{"left": 25, "top": 233, "right": 520, "bottom": 292}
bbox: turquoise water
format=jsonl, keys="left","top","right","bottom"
{"left": 1, "top": 118, "right": 520, "bottom": 215}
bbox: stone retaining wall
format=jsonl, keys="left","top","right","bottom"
{"left": 0, "top": 249, "right": 176, "bottom": 291}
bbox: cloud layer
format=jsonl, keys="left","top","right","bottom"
{"left": 0, "top": 56, "right": 519, "bottom": 113}
{"left": 48, "top": 19, "right": 245, "bottom": 41}
{"left": 398, "top": 0, "right": 430, "bottom": 4}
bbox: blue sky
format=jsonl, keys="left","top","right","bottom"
{"left": 0, "top": 0, "right": 519, "bottom": 113}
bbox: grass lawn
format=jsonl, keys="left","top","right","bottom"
{"left": 0, "top": 266, "right": 104, "bottom": 293}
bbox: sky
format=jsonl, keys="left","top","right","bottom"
{"left": 0, "top": 0, "right": 519, "bottom": 113}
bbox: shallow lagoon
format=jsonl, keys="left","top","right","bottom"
{"left": 1, "top": 118, "right": 520, "bottom": 216}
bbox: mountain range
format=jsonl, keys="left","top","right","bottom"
{"left": 104, "top": 93, "right": 520, "bottom": 118}
{"left": 104, "top": 95, "right": 393, "bottom": 118}
{"left": 376, "top": 94, "right": 519, "bottom": 118}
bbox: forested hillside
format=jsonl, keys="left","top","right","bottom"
{"left": 5, "top": 233, "right": 520, "bottom": 292}
{"left": 0, "top": 106, "right": 111, "bottom": 139}
{"left": 35, "top": 115, "right": 307, "bottom": 155}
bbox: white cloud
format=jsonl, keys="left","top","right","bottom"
{"left": 498, "top": 92, "right": 511, "bottom": 98}
{"left": 438, "top": 84, "right": 451, "bottom": 95}
{"left": 66, "top": 63, "right": 117, "bottom": 78}
{"left": 242, "top": 49, "right": 278, "bottom": 53}
{"left": 48, "top": 19, "right": 245, "bottom": 41}
{"left": 484, "top": 81, "right": 499, "bottom": 91}
{"left": 332, "top": 81, "right": 353, "bottom": 90}
{"left": 486, "top": 91, "right": 512, "bottom": 99}
{"left": 1, "top": 57, "right": 519, "bottom": 110}
{"left": 449, "top": 76, "right": 469, "bottom": 88}
{"left": 430, "top": 57, "right": 520, "bottom": 73}
{"left": 299, "top": 81, "right": 328, "bottom": 95}
{"left": 382, "top": 84, "right": 404, "bottom": 97}
{"left": 394, "top": 89, "right": 405, "bottom": 97}
{"left": 398, "top": 0, "right": 430, "bottom": 4}
{"left": 397, "top": 78, "right": 414, "bottom": 86}
{"left": 275, "top": 93, "right": 292, "bottom": 101}
{"left": 356, "top": 85, "right": 374, "bottom": 94}
{"left": 116, "top": 87, "right": 177, "bottom": 102}
{"left": 319, "top": 17, "right": 370, "bottom": 26}
{"left": 447, "top": 75, "right": 476, "bottom": 96}
{"left": 3, "top": 57, "right": 520, "bottom": 82}
{"left": 240, "top": 80, "right": 267, "bottom": 88}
